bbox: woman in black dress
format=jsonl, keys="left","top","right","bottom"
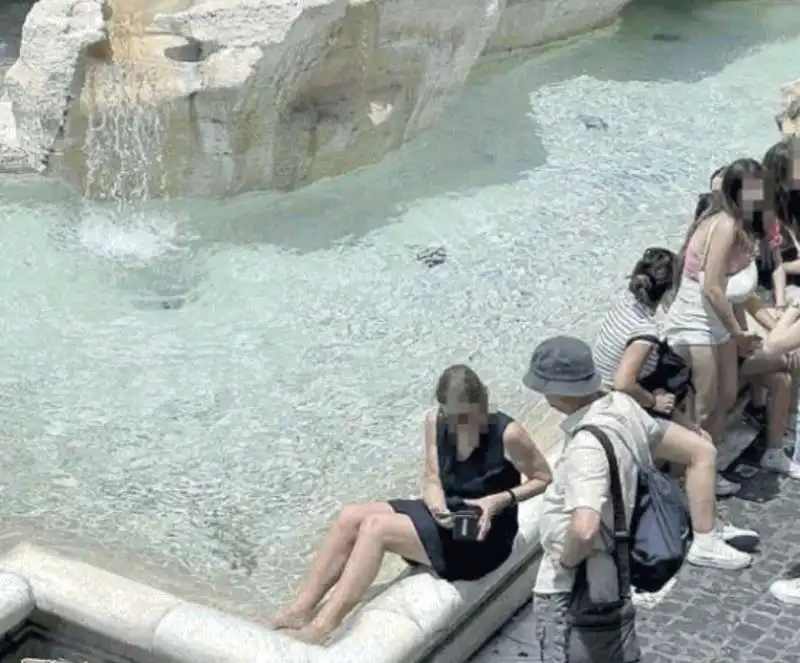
{"left": 270, "top": 364, "right": 552, "bottom": 644}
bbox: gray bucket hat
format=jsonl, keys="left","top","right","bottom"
{"left": 522, "top": 335, "right": 602, "bottom": 397}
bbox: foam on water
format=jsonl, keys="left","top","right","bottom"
{"left": 0, "top": 0, "right": 799, "bottom": 616}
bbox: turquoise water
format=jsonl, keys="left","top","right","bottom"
{"left": 0, "top": 0, "right": 799, "bottom": 616}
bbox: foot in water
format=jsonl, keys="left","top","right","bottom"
{"left": 265, "top": 608, "right": 312, "bottom": 630}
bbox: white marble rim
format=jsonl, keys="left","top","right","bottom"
{"left": 0, "top": 535, "right": 547, "bottom": 663}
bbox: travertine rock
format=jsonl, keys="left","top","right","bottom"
{"left": 0, "top": 0, "right": 633, "bottom": 198}
{"left": 777, "top": 78, "right": 800, "bottom": 136}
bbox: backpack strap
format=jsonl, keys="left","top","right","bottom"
{"left": 574, "top": 424, "right": 632, "bottom": 599}
{"left": 625, "top": 333, "right": 660, "bottom": 348}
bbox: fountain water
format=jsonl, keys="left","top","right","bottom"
{"left": 0, "top": 0, "right": 798, "bottom": 623}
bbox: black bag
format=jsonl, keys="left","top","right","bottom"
{"left": 578, "top": 424, "right": 693, "bottom": 593}
{"left": 627, "top": 456, "right": 693, "bottom": 592}
{"left": 566, "top": 425, "right": 640, "bottom": 663}
{"left": 629, "top": 334, "right": 693, "bottom": 407}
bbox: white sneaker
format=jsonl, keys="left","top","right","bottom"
{"left": 760, "top": 448, "right": 800, "bottom": 479}
{"left": 715, "top": 474, "right": 740, "bottom": 496}
{"left": 716, "top": 520, "right": 759, "bottom": 549}
{"left": 687, "top": 532, "right": 752, "bottom": 570}
{"left": 770, "top": 578, "right": 800, "bottom": 604}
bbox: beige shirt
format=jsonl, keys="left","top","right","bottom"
{"left": 533, "top": 392, "right": 660, "bottom": 595}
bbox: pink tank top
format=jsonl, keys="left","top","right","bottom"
{"left": 682, "top": 217, "right": 778, "bottom": 280}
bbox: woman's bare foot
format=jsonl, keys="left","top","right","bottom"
{"left": 289, "top": 622, "right": 335, "bottom": 646}
{"left": 265, "top": 607, "right": 312, "bottom": 630}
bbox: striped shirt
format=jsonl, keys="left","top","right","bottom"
{"left": 593, "top": 292, "right": 661, "bottom": 389}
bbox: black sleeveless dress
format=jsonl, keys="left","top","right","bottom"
{"left": 389, "top": 411, "right": 521, "bottom": 581}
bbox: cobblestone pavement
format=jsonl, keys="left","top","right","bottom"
{"left": 472, "top": 455, "right": 800, "bottom": 662}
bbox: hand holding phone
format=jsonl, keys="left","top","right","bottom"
{"left": 431, "top": 507, "right": 454, "bottom": 529}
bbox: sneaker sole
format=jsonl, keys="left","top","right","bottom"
{"left": 771, "top": 587, "right": 800, "bottom": 605}
{"left": 686, "top": 555, "right": 751, "bottom": 570}
{"left": 760, "top": 464, "right": 800, "bottom": 480}
{"left": 724, "top": 534, "right": 760, "bottom": 550}
{"left": 715, "top": 486, "right": 741, "bottom": 497}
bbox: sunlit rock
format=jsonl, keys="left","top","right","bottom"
{"left": 0, "top": 0, "right": 634, "bottom": 198}
{"left": 777, "top": 77, "right": 800, "bottom": 136}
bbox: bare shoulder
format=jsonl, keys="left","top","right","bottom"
{"left": 502, "top": 420, "right": 530, "bottom": 445}
{"left": 708, "top": 211, "right": 736, "bottom": 236}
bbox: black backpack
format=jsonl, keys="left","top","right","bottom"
{"left": 577, "top": 424, "right": 693, "bottom": 593}
{"left": 627, "top": 334, "right": 693, "bottom": 408}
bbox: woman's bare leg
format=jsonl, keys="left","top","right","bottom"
{"left": 739, "top": 352, "right": 787, "bottom": 379}
{"left": 270, "top": 502, "right": 395, "bottom": 628}
{"left": 676, "top": 344, "right": 739, "bottom": 495}
{"left": 763, "top": 307, "right": 800, "bottom": 355}
{"left": 679, "top": 344, "right": 719, "bottom": 435}
{"left": 762, "top": 372, "right": 792, "bottom": 449}
{"left": 294, "top": 512, "right": 430, "bottom": 643}
{"left": 715, "top": 338, "right": 740, "bottom": 429}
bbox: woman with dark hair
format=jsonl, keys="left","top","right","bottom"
{"left": 758, "top": 138, "right": 800, "bottom": 310}
{"left": 593, "top": 247, "right": 758, "bottom": 567}
{"left": 693, "top": 153, "right": 800, "bottom": 477}
{"left": 693, "top": 165, "right": 727, "bottom": 222}
{"left": 595, "top": 248, "right": 692, "bottom": 423}
{"left": 268, "top": 364, "right": 551, "bottom": 644}
{"left": 665, "top": 158, "right": 775, "bottom": 495}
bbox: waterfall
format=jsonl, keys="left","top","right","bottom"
{"left": 74, "top": 0, "right": 194, "bottom": 205}
{"left": 68, "top": 0, "right": 196, "bottom": 263}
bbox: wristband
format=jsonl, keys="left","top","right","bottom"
{"left": 506, "top": 489, "right": 517, "bottom": 507}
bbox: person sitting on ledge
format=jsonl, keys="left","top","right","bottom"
{"left": 593, "top": 247, "right": 758, "bottom": 562}
{"left": 268, "top": 364, "right": 553, "bottom": 645}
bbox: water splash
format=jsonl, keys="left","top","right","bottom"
{"left": 77, "top": 206, "right": 181, "bottom": 261}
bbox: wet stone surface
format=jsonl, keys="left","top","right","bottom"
{"left": 473, "top": 459, "right": 800, "bottom": 662}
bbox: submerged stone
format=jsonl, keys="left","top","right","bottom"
{"left": 651, "top": 32, "right": 681, "bottom": 42}
{"left": 416, "top": 245, "right": 447, "bottom": 268}
{"left": 578, "top": 114, "right": 609, "bottom": 130}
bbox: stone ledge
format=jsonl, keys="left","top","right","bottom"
{"left": 0, "top": 572, "right": 34, "bottom": 635}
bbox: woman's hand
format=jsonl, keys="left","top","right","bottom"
{"left": 734, "top": 331, "right": 762, "bottom": 357}
{"left": 652, "top": 389, "right": 675, "bottom": 415}
{"left": 787, "top": 350, "right": 800, "bottom": 373}
{"left": 464, "top": 495, "right": 505, "bottom": 541}
{"left": 430, "top": 507, "right": 454, "bottom": 529}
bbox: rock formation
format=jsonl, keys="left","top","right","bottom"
{"left": 777, "top": 78, "right": 800, "bottom": 136}
{"left": 0, "top": 0, "right": 632, "bottom": 198}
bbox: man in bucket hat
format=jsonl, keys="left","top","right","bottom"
{"left": 521, "top": 336, "right": 752, "bottom": 662}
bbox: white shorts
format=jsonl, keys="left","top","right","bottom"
{"left": 664, "top": 277, "right": 731, "bottom": 347}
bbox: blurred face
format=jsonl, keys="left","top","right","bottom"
{"left": 441, "top": 400, "right": 486, "bottom": 438}
{"left": 741, "top": 177, "right": 764, "bottom": 209}
{"left": 545, "top": 394, "right": 574, "bottom": 414}
{"left": 741, "top": 177, "right": 767, "bottom": 232}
